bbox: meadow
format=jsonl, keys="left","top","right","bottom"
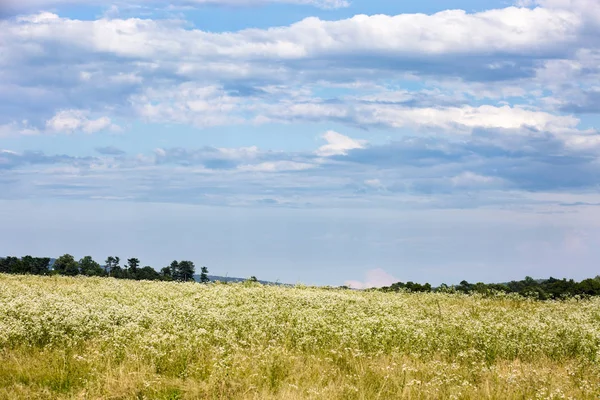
{"left": 0, "top": 274, "right": 599, "bottom": 399}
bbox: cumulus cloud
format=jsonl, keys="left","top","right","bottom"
{"left": 7, "top": 8, "right": 580, "bottom": 59}
{"left": 2, "top": 1, "right": 600, "bottom": 211}
{"left": 345, "top": 268, "right": 398, "bottom": 289}
{"left": 133, "top": 85, "right": 245, "bottom": 128}
{"left": 46, "top": 110, "right": 119, "bottom": 134}
{"left": 1, "top": 3, "right": 599, "bottom": 132}
{"left": 315, "top": 130, "right": 366, "bottom": 156}
{"left": 0, "top": 6, "right": 588, "bottom": 83}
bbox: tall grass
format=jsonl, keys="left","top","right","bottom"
{"left": 0, "top": 274, "right": 599, "bottom": 399}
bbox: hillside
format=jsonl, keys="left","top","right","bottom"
{"left": 197, "top": 274, "right": 287, "bottom": 285}
{"left": 1, "top": 274, "right": 599, "bottom": 399}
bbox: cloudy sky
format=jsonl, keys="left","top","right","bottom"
{"left": 2, "top": 0, "right": 600, "bottom": 287}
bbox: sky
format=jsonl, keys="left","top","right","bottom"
{"left": 2, "top": 0, "right": 600, "bottom": 287}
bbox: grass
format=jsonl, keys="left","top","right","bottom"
{"left": 0, "top": 274, "right": 599, "bottom": 399}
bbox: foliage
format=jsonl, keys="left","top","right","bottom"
{"left": 52, "top": 254, "right": 79, "bottom": 276}
{"left": 0, "top": 256, "right": 50, "bottom": 275}
{"left": 79, "top": 256, "right": 104, "bottom": 277}
{"left": 127, "top": 257, "right": 140, "bottom": 277}
{"left": 381, "top": 275, "right": 600, "bottom": 299}
{"left": 104, "top": 256, "right": 119, "bottom": 276}
{"left": 0, "top": 255, "right": 208, "bottom": 284}
{"left": 177, "top": 260, "right": 196, "bottom": 282}
{"left": 199, "top": 266, "right": 210, "bottom": 283}
{"left": 0, "top": 275, "right": 599, "bottom": 399}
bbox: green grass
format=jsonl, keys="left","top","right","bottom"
{"left": 0, "top": 274, "right": 599, "bottom": 399}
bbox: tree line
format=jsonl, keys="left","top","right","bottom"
{"left": 379, "top": 275, "right": 600, "bottom": 299}
{"left": 0, "top": 255, "right": 210, "bottom": 283}
{"left": 3, "top": 255, "right": 600, "bottom": 299}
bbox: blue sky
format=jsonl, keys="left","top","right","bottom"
{"left": 2, "top": 0, "right": 600, "bottom": 287}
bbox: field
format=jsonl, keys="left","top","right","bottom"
{"left": 0, "top": 275, "right": 599, "bottom": 399}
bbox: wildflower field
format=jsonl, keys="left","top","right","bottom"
{"left": 0, "top": 275, "right": 599, "bottom": 399}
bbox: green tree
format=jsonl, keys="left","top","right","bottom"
{"left": 248, "top": 276, "right": 258, "bottom": 283}
{"left": 1, "top": 256, "right": 23, "bottom": 274}
{"left": 79, "top": 256, "right": 104, "bottom": 276}
{"left": 169, "top": 260, "right": 180, "bottom": 280}
{"left": 104, "top": 256, "right": 120, "bottom": 276}
{"left": 178, "top": 260, "right": 195, "bottom": 282}
{"left": 199, "top": 266, "right": 210, "bottom": 283}
{"left": 17, "top": 256, "right": 51, "bottom": 275}
{"left": 32, "top": 257, "right": 51, "bottom": 275}
{"left": 160, "top": 266, "right": 173, "bottom": 281}
{"left": 127, "top": 258, "right": 140, "bottom": 279}
{"left": 137, "top": 266, "right": 161, "bottom": 281}
{"left": 53, "top": 254, "right": 80, "bottom": 276}
{"left": 21, "top": 256, "right": 36, "bottom": 274}
{"left": 111, "top": 265, "right": 124, "bottom": 279}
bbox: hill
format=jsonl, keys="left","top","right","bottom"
{"left": 195, "top": 274, "right": 287, "bottom": 285}
{"left": 0, "top": 274, "right": 599, "bottom": 399}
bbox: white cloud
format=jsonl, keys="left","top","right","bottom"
{"left": 566, "top": 136, "right": 600, "bottom": 150}
{"left": 45, "top": 109, "right": 119, "bottom": 134}
{"left": 133, "top": 84, "right": 245, "bottom": 127}
{"left": 1, "top": 3, "right": 598, "bottom": 134}
{"left": 217, "top": 146, "right": 260, "bottom": 159}
{"left": 535, "top": 0, "right": 600, "bottom": 20}
{"left": 5, "top": 8, "right": 581, "bottom": 61}
{"left": 126, "top": 83, "right": 593, "bottom": 139}
{"left": 238, "top": 161, "right": 315, "bottom": 172}
{"left": 364, "top": 179, "right": 386, "bottom": 190}
{"left": 261, "top": 102, "right": 584, "bottom": 136}
{"left": 0, "top": 121, "right": 40, "bottom": 137}
{"left": 451, "top": 172, "right": 503, "bottom": 188}
{"left": 345, "top": 268, "right": 398, "bottom": 289}
{"left": 154, "top": 146, "right": 260, "bottom": 162}
{"left": 316, "top": 131, "right": 366, "bottom": 156}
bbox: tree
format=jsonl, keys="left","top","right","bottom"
{"left": 178, "top": 260, "right": 195, "bottom": 282}
{"left": 111, "top": 265, "right": 124, "bottom": 279}
{"left": 137, "top": 266, "right": 161, "bottom": 281}
{"left": 1, "top": 256, "right": 23, "bottom": 274}
{"left": 456, "top": 280, "right": 473, "bottom": 293}
{"left": 248, "top": 276, "right": 258, "bottom": 282}
{"left": 21, "top": 256, "right": 35, "bottom": 274}
{"left": 199, "top": 266, "right": 210, "bottom": 283}
{"left": 32, "top": 257, "right": 50, "bottom": 275}
{"left": 577, "top": 278, "right": 600, "bottom": 296}
{"left": 79, "top": 256, "right": 104, "bottom": 276}
{"left": 160, "top": 266, "right": 173, "bottom": 281}
{"left": 169, "top": 260, "right": 180, "bottom": 280}
{"left": 127, "top": 258, "right": 140, "bottom": 276}
{"left": 104, "top": 256, "right": 120, "bottom": 276}
{"left": 53, "top": 254, "right": 80, "bottom": 276}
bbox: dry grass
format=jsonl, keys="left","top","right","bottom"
{"left": 0, "top": 274, "right": 599, "bottom": 399}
